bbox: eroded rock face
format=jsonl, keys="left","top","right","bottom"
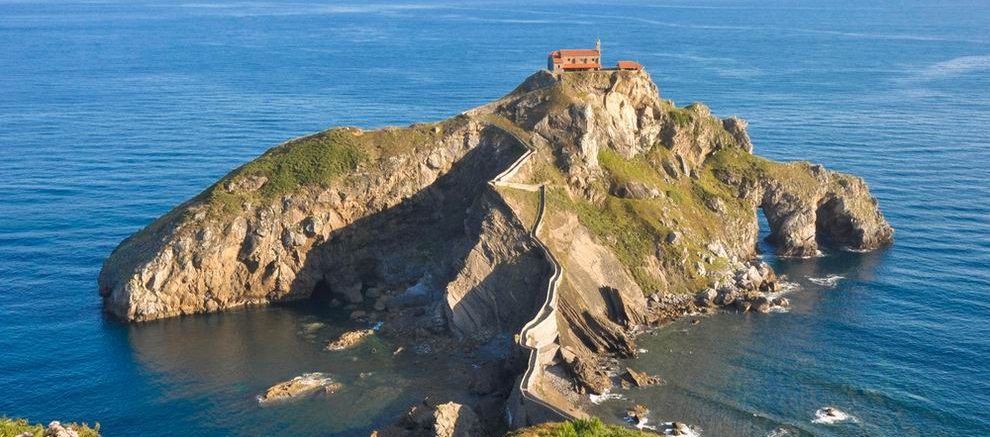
{"left": 99, "top": 123, "right": 524, "bottom": 322}
{"left": 443, "top": 191, "right": 550, "bottom": 342}
{"left": 755, "top": 166, "right": 894, "bottom": 257}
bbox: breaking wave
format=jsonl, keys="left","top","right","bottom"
{"left": 589, "top": 390, "right": 626, "bottom": 405}
{"left": 808, "top": 275, "right": 845, "bottom": 288}
{"left": 811, "top": 406, "right": 857, "bottom": 425}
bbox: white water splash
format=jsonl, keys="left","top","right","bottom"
{"left": 808, "top": 275, "right": 845, "bottom": 288}
{"left": 660, "top": 422, "right": 701, "bottom": 437}
{"left": 589, "top": 390, "right": 625, "bottom": 405}
{"left": 765, "top": 281, "right": 800, "bottom": 300}
{"left": 812, "top": 407, "right": 857, "bottom": 424}
{"left": 766, "top": 428, "right": 796, "bottom": 437}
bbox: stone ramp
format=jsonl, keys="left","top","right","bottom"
{"left": 487, "top": 124, "right": 579, "bottom": 427}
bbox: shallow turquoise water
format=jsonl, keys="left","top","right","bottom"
{"left": 1, "top": 0, "right": 988, "bottom": 435}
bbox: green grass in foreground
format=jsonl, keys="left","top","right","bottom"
{"left": 0, "top": 417, "right": 100, "bottom": 437}
{"left": 507, "top": 417, "right": 658, "bottom": 437}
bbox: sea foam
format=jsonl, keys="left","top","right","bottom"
{"left": 811, "top": 406, "right": 856, "bottom": 424}
{"left": 808, "top": 275, "right": 845, "bottom": 288}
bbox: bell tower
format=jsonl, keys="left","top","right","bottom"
{"left": 595, "top": 37, "right": 602, "bottom": 68}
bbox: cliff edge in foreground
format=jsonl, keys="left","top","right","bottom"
{"left": 99, "top": 69, "right": 892, "bottom": 429}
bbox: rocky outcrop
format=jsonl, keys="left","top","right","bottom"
{"left": 443, "top": 190, "right": 549, "bottom": 342}
{"left": 623, "top": 367, "right": 663, "bottom": 387}
{"left": 100, "top": 67, "right": 893, "bottom": 431}
{"left": 753, "top": 166, "right": 894, "bottom": 257}
{"left": 378, "top": 400, "right": 484, "bottom": 437}
{"left": 99, "top": 121, "right": 526, "bottom": 322}
{"left": 43, "top": 422, "right": 81, "bottom": 437}
{"left": 325, "top": 329, "right": 374, "bottom": 351}
{"left": 257, "top": 373, "right": 341, "bottom": 404}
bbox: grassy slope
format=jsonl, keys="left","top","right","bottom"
{"left": 203, "top": 117, "right": 469, "bottom": 217}
{"left": 496, "top": 186, "right": 541, "bottom": 231}
{"left": 507, "top": 418, "right": 658, "bottom": 437}
{"left": 0, "top": 418, "right": 100, "bottom": 437}
{"left": 112, "top": 116, "right": 470, "bottom": 260}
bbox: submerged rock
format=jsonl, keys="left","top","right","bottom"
{"left": 258, "top": 373, "right": 340, "bottom": 404}
{"left": 325, "top": 329, "right": 374, "bottom": 351}
{"left": 626, "top": 404, "right": 650, "bottom": 423}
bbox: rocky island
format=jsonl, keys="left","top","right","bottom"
{"left": 99, "top": 68, "right": 892, "bottom": 434}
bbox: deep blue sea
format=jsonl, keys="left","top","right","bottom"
{"left": 1, "top": 0, "right": 988, "bottom": 435}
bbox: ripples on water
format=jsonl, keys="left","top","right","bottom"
{"left": 1, "top": 0, "right": 988, "bottom": 435}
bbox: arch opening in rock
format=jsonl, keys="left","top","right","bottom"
{"left": 756, "top": 207, "right": 774, "bottom": 255}
{"left": 310, "top": 278, "right": 334, "bottom": 303}
{"left": 815, "top": 197, "right": 857, "bottom": 249}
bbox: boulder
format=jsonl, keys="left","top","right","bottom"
{"left": 734, "top": 299, "right": 751, "bottom": 312}
{"left": 671, "top": 422, "right": 691, "bottom": 436}
{"left": 43, "top": 422, "right": 78, "bottom": 437}
{"left": 716, "top": 289, "right": 736, "bottom": 306}
{"left": 626, "top": 404, "right": 650, "bottom": 422}
{"left": 392, "top": 400, "right": 482, "bottom": 437}
{"left": 752, "top": 296, "right": 772, "bottom": 313}
{"left": 624, "top": 367, "right": 663, "bottom": 387}
{"left": 432, "top": 402, "right": 482, "bottom": 437}
{"left": 611, "top": 181, "right": 653, "bottom": 199}
{"left": 694, "top": 288, "right": 716, "bottom": 306}
{"left": 568, "top": 356, "right": 611, "bottom": 395}
{"left": 773, "top": 297, "right": 790, "bottom": 307}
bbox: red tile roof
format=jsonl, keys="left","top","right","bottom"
{"left": 556, "top": 49, "right": 600, "bottom": 57}
{"left": 616, "top": 60, "right": 643, "bottom": 70}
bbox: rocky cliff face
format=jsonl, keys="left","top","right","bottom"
{"left": 99, "top": 68, "right": 892, "bottom": 429}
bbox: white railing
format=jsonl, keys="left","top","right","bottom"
{"left": 487, "top": 125, "right": 575, "bottom": 424}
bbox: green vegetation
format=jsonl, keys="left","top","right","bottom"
{"left": 543, "top": 124, "right": 769, "bottom": 295}
{"left": 667, "top": 107, "right": 693, "bottom": 127}
{"left": 706, "top": 146, "right": 829, "bottom": 200}
{"left": 547, "top": 187, "right": 669, "bottom": 293}
{"left": 496, "top": 186, "right": 542, "bottom": 231}
{"left": 1, "top": 418, "right": 100, "bottom": 437}
{"left": 598, "top": 149, "right": 666, "bottom": 188}
{"left": 507, "top": 417, "right": 658, "bottom": 437}
{"left": 206, "top": 128, "right": 367, "bottom": 215}
{"left": 200, "top": 117, "right": 469, "bottom": 218}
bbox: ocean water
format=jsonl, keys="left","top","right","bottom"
{"left": 1, "top": 0, "right": 988, "bottom": 435}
